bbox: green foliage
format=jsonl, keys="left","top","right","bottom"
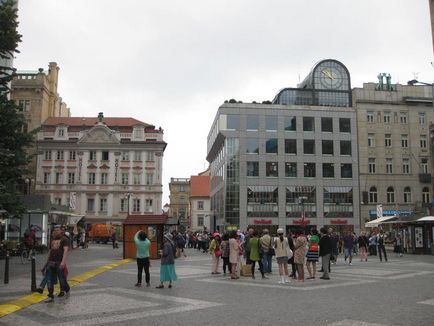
{"left": 0, "top": 0, "right": 33, "bottom": 218}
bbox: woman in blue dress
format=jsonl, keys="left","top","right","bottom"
{"left": 156, "top": 233, "right": 178, "bottom": 289}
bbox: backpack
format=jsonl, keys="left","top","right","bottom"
{"left": 176, "top": 235, "right": 186, "bottom": 247}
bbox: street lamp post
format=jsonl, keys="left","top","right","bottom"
{"left": 298, "top": 196, "right": 308, "bottom": 232}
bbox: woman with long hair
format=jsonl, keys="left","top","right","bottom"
{"left": 275, "top": 228, "right": 290, "bottom": 284}
{"left": 220, "top": 233, "right": 230, "bottom": 275}
{"left": 209, "top": 232, "right": 222, "bottom": 274}
{"left": 248, "top": 229, "right": 266, "bottom": 279}
{"left": 228, "top": 230, "right": 239, "bottom": 279}
{"left": 358, "top": 231, "right": 368, "bottom": 262}
{"left": 306, "top": 229, "right": 320, "bottom": 280}
{"left": 293, "top": 230, "right": 307, "bottom": 282}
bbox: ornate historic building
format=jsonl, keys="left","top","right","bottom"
{"left": 35, "top": 114, "right": 166, "bottom": 223}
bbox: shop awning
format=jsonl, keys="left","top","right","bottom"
{"left": 416, "top": 216, "right": 434, "bottom": 222}
{"left": 324, "top": 186, "right": 352, "bottom": 193}
{"left": 365, "top": 215, "right": 398, "bottom": 228}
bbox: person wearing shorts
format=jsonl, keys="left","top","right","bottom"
{"left": 343, "top": 230, "right": 354, "bottom": 265}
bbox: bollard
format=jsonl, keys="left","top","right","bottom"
{"left": 4, "top": 251, "right": 9, "bottom": 284}
{"left": 31, "top": 252, "right": 36, "bottom": 292}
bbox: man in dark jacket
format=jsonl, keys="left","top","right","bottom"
{"left": 319, "top": 227, "right": 332, "bottom": 280}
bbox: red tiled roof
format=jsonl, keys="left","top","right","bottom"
{"left": 190, "top": 176, "right": 210, "bottom": 197}
{"left": 123, "top": 214, "right": 168, "bottom": 225}
{"left": 43, "top": 117, "right": 151, "bottom": 127}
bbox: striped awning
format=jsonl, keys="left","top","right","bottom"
{"left": 248, "top": 186, "right": 277, "bottom": 192}
{"left": 324, "top": 186, "right": 352, "bottom": 193}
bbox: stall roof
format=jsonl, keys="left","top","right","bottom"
{"left": 416, "top": 216, "right": 434, "bottom": 222}
{"left": 365, "top": 215, "right": 398, "bottom": 228}
{"left": 123, "top": 214, "right": 168, "bottom": 225}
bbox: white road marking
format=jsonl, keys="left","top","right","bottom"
{"left": 417, "top": 298, "right": 434, "bottom": 306}
{"left": 197, "top": 277, "right": 376, "bottom": 291}
{"left": 327, "top": 320, "right": 388, "bottom": 326}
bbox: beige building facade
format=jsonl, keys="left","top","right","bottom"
{"left": 169, "top": 178, "right": 191, "bottom": 231}
{"left": 354, "top": 82, "right": 434, "bottom": 224}
{"left": 35, "top": 115, "right": 166, "bottom": 224}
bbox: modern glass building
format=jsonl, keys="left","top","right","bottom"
{"left": 206, "top": 59, "right": 360, "bottom": 234}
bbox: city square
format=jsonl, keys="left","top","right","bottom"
{"left": 0, "top": 245, "right": 433, "bottom": 325}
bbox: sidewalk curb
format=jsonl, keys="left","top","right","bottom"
{"left": 0, "top": 258, "right": 132, "bottom": 318}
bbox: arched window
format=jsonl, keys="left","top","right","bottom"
{"left": 369, "top": 186, "right": 378, "bottom": 203}
{"left": 386, "top": 186, "right": 395, "bottom": 203}
{"left": 422, "top": 187, "right": 430, "bottom": 203}
{"left": 403, "top": 187, "right": 412, "bottom": 203}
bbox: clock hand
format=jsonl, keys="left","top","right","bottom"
{"left": 322, "top": 69, "right": 335, "bottom": 80}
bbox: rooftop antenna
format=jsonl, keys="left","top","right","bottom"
{"left": 412, "top": 72, "right": 419, "bottom": 80}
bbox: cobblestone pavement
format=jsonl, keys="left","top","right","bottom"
{"left": 0, "top": 247, "right": 433, "bottom": 326}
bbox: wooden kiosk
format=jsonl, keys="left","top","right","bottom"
{"left": 123, "top": 214, "right": 168, "bottom": 259}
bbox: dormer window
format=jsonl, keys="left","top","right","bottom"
{"left": 133, "top": 127, "right": 144, "bottom": 140}
{"left": 56, "top": 127, "right": 66, "bottom": 138}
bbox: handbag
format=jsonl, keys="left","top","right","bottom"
{"left": 240, "top": 262, "right": 252, "bottom": 276}
{"left": 215, "top": 247, "right": 222, "bottom": 257}
{"left": 287, "top": 247, "right": 293, "bottom": 259}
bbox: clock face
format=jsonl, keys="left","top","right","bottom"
{"left": 319, "top": 67, "right": 344, "bottom": 89}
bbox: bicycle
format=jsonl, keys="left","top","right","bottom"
{"left": 20, "top": 243, "right": 35, "bottom": 264}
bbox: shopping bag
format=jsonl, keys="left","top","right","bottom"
{"left": 240, "top": 263, "right": 252, "bottom": 277}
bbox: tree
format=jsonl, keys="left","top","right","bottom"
{"left": 0, "top": 0, "right": 34, "bottom": 218}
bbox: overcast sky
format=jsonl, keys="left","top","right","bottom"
{"left": 14, "top": 0, "right": 433, "bottom": 205}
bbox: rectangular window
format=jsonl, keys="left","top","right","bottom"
{"left": 284, "top": 116, "right": 297, "bottom": 131}
{"left": 44, "top": 172, "right": 50, "bottom": 184}
{"left": 145, "top": 199, "right": 153, "bottom": 212}
{"left": 69, "top": 151, "right": 76, "bottom": 160}
{"left": 247, "top": 161, "right": 259, "bottom": 177}
{"left": 266, "top": 162, "right": 278, "bottom": 177}
{"left": 87, "top": 198, "right": 95, "bottom": 212}
{"left": 197, "top": 201, "right": 204, "bottom": 210}
{"left": 303, "top": 139, "right": 315, "bottom": 154}
{"left": 368, "top": 134, "right": 375, "bottom": 147}
{"left": 385, "top": 134, "right": 392, "bottom": 147}
{"left": 68, "top": 173, "right": 75, "bottom": 184}
{"left": 122, "top": 173, "right": 129, "bottom": 185}
{"left": 89, "top": 151, "right": 97, "bottom": 161}
{"left": 44, "top": 151, "right": 52, "bottom": 160}
{"left": 18, "top": 99, "right": 31, "bottom": 112}
{"left": 246, "top": 139, "right": 259, "bottom": 154}
{"left": 101, "top": 173, "right": 108, "bottom": 185}
{"left": 386, "top": 158, "right": 393, "bottom": 174}
{"left": 339, "top": 118, "right": 351, "bottom": 133}
{"left": 266, "top": 138, "right": 278, "bottom": 154}
{"left": 321, "top": 117, "right": 333, "bottom": 132}
{"left": 265, "top": 116, "right": 278, "bottom": 131}
{"left": 102, "top": 151, "right": 109, "bottom": 161}
{"left": 304, "top": 163, "right": 316, "bottom": 177}
{"left": 419, "top": 112, "right": 426, "bottom": 125}
{"left": 402, "top": 159, "right": 410, "bottom": 174}
{"left": 120, "top": 199, "right": 127, "bottom": 212}
{"left": 284, "top": 139, "right": 297, "bottom": 154}
{"left": 383, "top": 111, "right": 391, "bottom": 124}
{"left": 421, "top": 158, "right": 428, "bottom": 174}
{"left": 285, "top": 162, "right": 297, "bottom": 177}
{"left": 133, "top": 199, "right": 140, "bottom": 212}
{"left": 122, "top": 151, "right": 129, "bottom": 161}
{"left": 303, "top": 117, "right": 315, "bottom": 131}
{"left": 56, "top": 150, "right": 64, "bottom": 160}
{"left": 322, "top": 163, "right": 334, "bottom": 178}
{"left": 88, "top": 173, "right": 96, "bottom": 184}
{"left": 367, "top": 111, "right": 374, "bottom": 123}
{"left": 322, "top": 140, "right": 334, "bottom": 155}
{"left": 100, "top": 198, "right": 107, "bottom": 212}
{"left": 197, "top": 215, "right": 204, "bottom": 227}
{"left": 55, "top": 172, "right": 63, "bottom": 184}
{"left": 57, "top": 129, "right": 64, "bottom": 137}
{"left": 147, "top": 151, "right": 154, "bottom": 161}
{"left": 134, "top": 151, "right": 141, "bottom": 161}
{"left": 340, "top": 141, "right": 351, "bottom": 155}
{"left": 401, "top": 135, "right": 408, "bottom": 148}
{"left": 368, "top": 158, "right": 376, "bottom": 174}
{"left": 146, "top": 173, "right": 154, "bottom": 185}
{"left": 246, "top": 115, "right": 259, "bottom": 130}
{"left": 400, "top": 112, "right": 408, "bottom": 124}
{"left": 341, "top": 164, "right": 352, "bottom": 178}
{"left": 133, "top": 174, "right": 141, "bottom": 185}
{"left": 54, "top": 198, "right": 62, "bottom": 206}
{"left": 420, "top": 135, "right": 427, "bottom": 148}
{"left": 227, "top": 114, "right": 240, "bottom": 130}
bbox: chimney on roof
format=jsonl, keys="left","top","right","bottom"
{"left": 98, "top": 112, "right": 104, "bottom": 123}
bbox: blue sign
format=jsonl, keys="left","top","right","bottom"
{"left": 369, "top": 209, "right": 412, "bottom": 217}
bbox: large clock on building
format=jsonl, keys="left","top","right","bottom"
{"left": 314, "top": 60, "right": 350, "bottom": 91}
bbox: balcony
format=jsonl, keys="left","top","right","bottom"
{"left": 419, "top": 173, "right": 432, "bottom": 183}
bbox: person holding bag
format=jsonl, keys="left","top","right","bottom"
{"left": 248, "top": 230, "right": 266, "bottom": 279}
{"left": 274, "top": 228, "right": 290, "bottom": 284}
{"left": 209, "top": 232, "right": 222, "bottom": 274}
